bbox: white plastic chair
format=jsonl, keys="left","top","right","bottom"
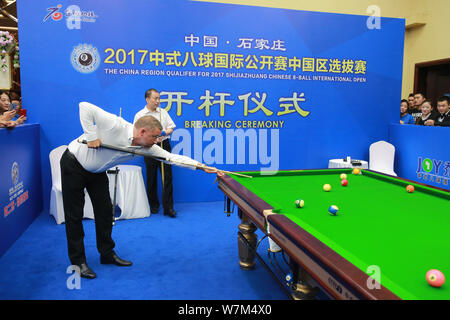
{"left": 49, "top": 145, "right": 94, "bottom": 224}
{"left": 369, "top": 141, "right": 397, "bottom": 176}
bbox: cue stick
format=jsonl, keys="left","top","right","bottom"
{"left": 159, "top": 107, "right": 165, "bottom": 187}
{"left": 77, "top": 139, "right": 252, "bottom": 178}
{"left": 114, "top": 106, "right": 122, "bottom": 225}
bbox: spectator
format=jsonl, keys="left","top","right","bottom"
{"left": 416, "top": 100, "right": 434, "bottom": 126}
{"left": 0, "top": 91, "right": 25, "bottom": 127}
{"left": 134, "top": 88, "right": 177, "bottom": 218}
{"left": 407, "top": 93, "right": 415, "bottom": 110}
{"left": 400, "top": 99, "right": 415, "bottom": 124}
{"left": 434, "top": 96, "right": 450, "bottom": 127}
{"left": 9, "top": 91, "right": 22, "bottom": 113}
{"left": 409, "top": 92, "right": 426, "bottom": 121}
{"left": 0, "top": 91, "right": 16, "bottom": 128}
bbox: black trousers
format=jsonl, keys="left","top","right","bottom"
{"left": 60, "top": 150, "right": 115, "bottom": 265}
{"left": 144, "top": 139, "right": 174, "bottom": 212}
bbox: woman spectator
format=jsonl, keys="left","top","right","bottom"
{"left": 416, "top": 100, "right": 434, "bottom": 126}
{"left": 0, "top": 91, "right": 25, "bottom": 128}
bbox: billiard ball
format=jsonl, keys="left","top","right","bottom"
{"left": 340, "top": 173, "right": 347, "bottom": 180}
{"left": 406, "top": 185, "right": 415, "bottom": 193}
{"left": 352, "top": 168, "right": 360, "bottom": 175}
{"left": 341, "top": 179, "right": 348, "bottom": 187}
{"left": 426, "top": 269, "right": 445, "bottom": 288}
{"left": 285, "top": 273, "right": 293, "bottom": 284}
{"left": 323, "top": 184, "right": 331, "bottom": 192}
{"left": 294, "top": 199, "right": 305, "bottom": 208}
{"left": 328, "top": 205, "right": 339, "bottom": 215}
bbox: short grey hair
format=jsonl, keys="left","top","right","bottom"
{"left": 134, "top": 115, "right": 162, "bottom": 131}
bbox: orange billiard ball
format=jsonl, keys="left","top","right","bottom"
{"left": 406, "top": 185, "right": 415, "bottom": 193}
{"left": 352, "top": 168, "right": 360, "bottom": 175}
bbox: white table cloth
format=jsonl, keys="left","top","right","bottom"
{"left": 328, "top": 159, "right": 369, "bottom": 169}
{"left": 107, "top": 165, "right": 150, "bottom": 220}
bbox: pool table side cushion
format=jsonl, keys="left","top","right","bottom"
{"left": 268, "top": 214, "right": 401, "bottom": 300}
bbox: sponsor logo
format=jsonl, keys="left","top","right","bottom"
{"left": 44, "top": 4, "right": 98, "bottom": 29}
{"left": 71, "top": 44, "right": 100, "bottom": 74}
{"left": 11, "top": 161, "right": 19, "bottom": 186}
{"left": 43, "top": 4, "right": 63, "bottom": 22}
{"left": 416, "top": 157, "right": 450, "bottom": 186}
{"left": 4, "top": 162, "right": 29, "bottom": 218}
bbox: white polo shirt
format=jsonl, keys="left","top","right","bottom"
{"left": 68, "top": 102, "right": 199, "bottom": 173}
{"left": 133, "top": 106, "right": 176, "bottom": 142}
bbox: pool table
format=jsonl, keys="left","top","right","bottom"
{"left": 217, "top": 169, "right": 450, "bottom": 300}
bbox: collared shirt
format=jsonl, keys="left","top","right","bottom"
{"left": 436, "top": 110, "right": 450, "bottom": 125}
{"left": 133, "top": 106, "right": 176, "bottom": 141}
{"left": 68, "top": 102, "right": 199, "bottom": 173}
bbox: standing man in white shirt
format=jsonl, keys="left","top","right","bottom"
{"left": 61, "top": 101, "right": 215, "bottom": 279}
{"left": 134, "top": 89, "right": 177, "bottom": 218}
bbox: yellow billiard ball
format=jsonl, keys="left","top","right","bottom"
{"left": 340, "top": 173, "right": 347, "bottom": 180}
{"left": 323, "top": 184, "right": 331, "bottom": 192}
{"left": 352, "top": 168, "right": 360, "bottom": 175}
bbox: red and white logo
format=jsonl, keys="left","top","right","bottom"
{"left": 43, "top": 4, "right": 63, "bottom": 22}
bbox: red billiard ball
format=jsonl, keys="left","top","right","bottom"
{"left": 341, "top": 179, "right": 348, "bottom": 187}
{"left": 406, "top": 185, "right": 415, "bottom": 193}
{"left": 426, "top": 269, "right": 445, "bottom": 288}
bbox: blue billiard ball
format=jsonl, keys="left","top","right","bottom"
{"left": 328, "top": 205, "right": 339, "bottom": 216}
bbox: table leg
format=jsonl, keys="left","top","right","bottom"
{"left": 237, "top": 208, "right": 257, "bottom": 270}
{"left": 289, "top": 258, "right": 319, "bottom": 300}
{"left": 224, "top": 196, "right": 233, "bottom": 216}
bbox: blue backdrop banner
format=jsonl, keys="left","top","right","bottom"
{"left": 0, "top": 124, "right": 43, "bottom": 257}
{"left": 389, "top": 124, "right": 450, "bottom": 191}
{"left": 17, "top": 0, "right": 405, "bottom": 206}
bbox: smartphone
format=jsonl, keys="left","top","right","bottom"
{"left": 19, "top": 109, "right": 27, "bottom": 117}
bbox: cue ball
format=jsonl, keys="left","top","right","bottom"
{"left": 352, "top": 168, "right": 360, "bottom": 175}
{"left": 340, "top": 173, "right": 347, "bottom": 180}
{"left": 328, "top": 205, "right": 339, "bottom": 215}
{"left": 323, "top": 184, "right": 331, "bottom": 192}
{"left": 406, "top": 185, "right": 415, "bottom": 193}
{"left": 341, "top": 179, "right": 348, "bottom": 187}
{"left": 295, "top": 199, "right": 305, "bottom": 208}
{"left": 426, "top": 269, "right": 445, "bottom": 288}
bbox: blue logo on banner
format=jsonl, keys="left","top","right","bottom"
{"left": 70, "top": 44, "right": 100, "bottom": 74}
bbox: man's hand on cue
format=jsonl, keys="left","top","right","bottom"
{"left": 87, "top": 139, "right": 102, "bottom": 148}
{"left": 198, "top": 164, "right": 225, "bottom": 177}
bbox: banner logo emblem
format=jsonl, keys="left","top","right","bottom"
{"left": 43, "top": 4, "right": 63, "bottom": 22}
{"left": 71, "top": 44, "right": 100, "bottom": 74}
{"left": 11, "top": 162, "right": 19, "bottom": 186}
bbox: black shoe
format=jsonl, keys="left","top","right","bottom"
{"left": 150, "top": 207, "right": 159, "bottom": 214}
{"left": 164, "top": 208, "right": 177, "bottom": 218}
{"left": 78, "top": 263, "right": 97, "bottom": 279}
{"left": 100, "top": 253, "right": 133, "bottom": 267}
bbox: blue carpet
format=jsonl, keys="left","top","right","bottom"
{"left": 0, "top": 201, "right": 290, "bottom": 300}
